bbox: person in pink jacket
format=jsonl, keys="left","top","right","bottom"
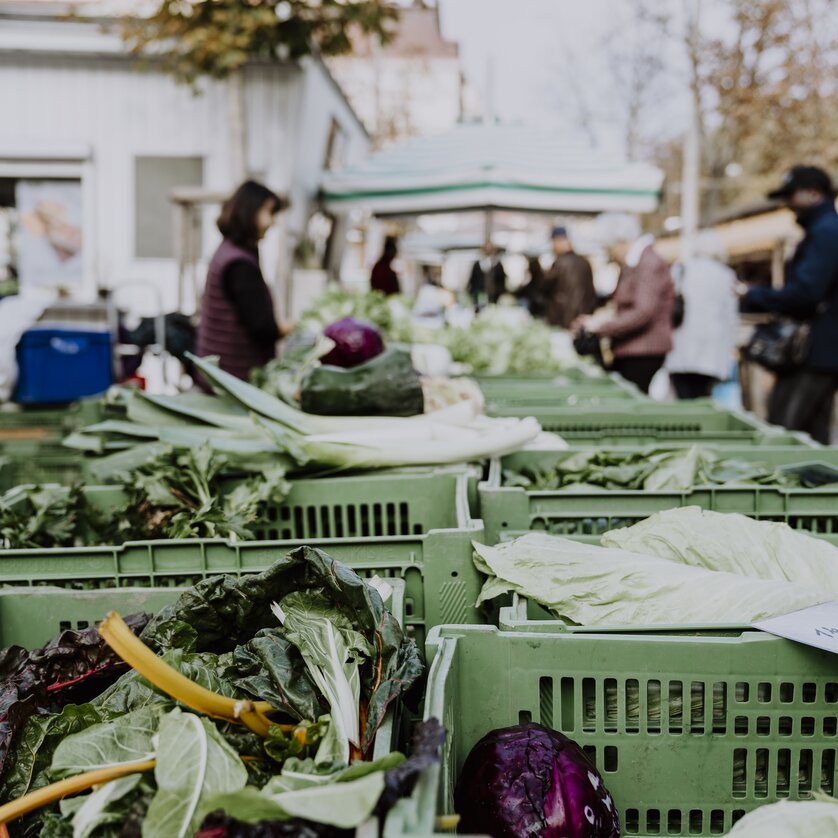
{"left": 575, "top": 218, "right": 675, "bottom": 394}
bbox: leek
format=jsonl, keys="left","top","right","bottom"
{"left": 73, "top": 354, "right": 542, "bottom": 473}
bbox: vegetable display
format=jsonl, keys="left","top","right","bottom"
{"left": 601, "top": 506, "right": 838, "bottom": 589}
{"left": 455, "top": 723, "right": 620, "bottom": 838}
{"left": 296, "top": 288, "right": 414, "bottom": 345}
{"left": 0, "top": 548, "right": 425, "bottom": 836}
{"left": 300, "top": 347, "right": 424, "bottom": 417}
{"left": 0, "top": 444, "right": 289, "bottom": 549}
{"left": 474, "top": 531, "right": 834, "bottom": 626}
{"left": 293, "top": 289, "right": 589, "bottom": 376}
{"left": 67, "top": 354, "right": 541, "bottom": 480}
{"left": 723, "top": 797, "right": 838, "bottom": 836}
{"left": 319, "top": 318, "right": 385, "bottom": 369}
{"left": 437, "top": 308, "right": 569, "bottom": 376}
{"left": 503, "top": 446, "right": 805, "bottom": 492}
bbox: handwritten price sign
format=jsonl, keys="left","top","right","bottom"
{"left": 755, "top": 601, "right": 838, "bottom": 653}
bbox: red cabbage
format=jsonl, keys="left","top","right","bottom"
{"left": 321, "top": 318, "right": 384, "bottom": 368}
{"left": 455, "top": 723, "right": 620, "bottom": 838}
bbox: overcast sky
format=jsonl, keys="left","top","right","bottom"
{"left": 436, "top": 0, "right": 728, "bottom": 156}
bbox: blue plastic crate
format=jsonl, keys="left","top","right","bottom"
{"left": 15, "top": 328, "right": 113, "bottom": 404}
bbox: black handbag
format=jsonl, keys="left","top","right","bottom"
{"left": 672, "top": 292, "right": 685, "bottom": 328}
{"left": 573, "top": 329, "right": 602, "bottom": 359}
{"left": 671, "top": 263, "right": 685, "bottom": 328}
{"left": 744, "top": 320, "right": 811, "bottom": 372}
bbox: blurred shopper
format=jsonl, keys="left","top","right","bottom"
{"left": 515, "top": 255, "right": 547, "bottom": 317}
{"left": 468, "top": 242, "right": 507, "bottom": 307}
{"left": 742, "top": 165, "right": 838, "bottom": 444}
{"left": 667, "top": 231, "right": 738, "bottom": 399}
{"left": 370, "top": 236, "right": 401, "bottom": 296}
{"left": 575, "top": 217, "right": 675, "bottom": 394}
{"left": 196, "top": 181, "right": 287, "bottom": 384}
{"left": 543, "top": 226, "right": 597, "bottom": 328}
{"left": 414, "top": 265, "right": 454, "bottom": 320}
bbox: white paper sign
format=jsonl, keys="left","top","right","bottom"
{"left": 754, "top": 601, "right": 838, "bottom": 654}
{"left": 16, "top": 180, "right": 84, "bottom": 289}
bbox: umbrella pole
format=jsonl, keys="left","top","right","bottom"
{"left": 484, "top": 209, "right": 494, "bottom": 244}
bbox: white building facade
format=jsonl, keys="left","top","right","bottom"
{"left": 327, "top": 3, "right": 473, "bottom": 146}
{"left": 0, "top": 3, "right": 368, "bottom": 318}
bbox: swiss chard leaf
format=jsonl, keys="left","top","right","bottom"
{"left": 143, "top": 708, "right": 248, "bottom": 838}
{"left": 50, "top": 706, "right": 158, "bottom": 777}
{"left": 0, "top": 614, "right": 149, "bottom": 785}
{"left": 231, "top": 631, "right": 323, "bottom": 724}
{"left": 141, "top": 547, "right": 422, "bottom": 757}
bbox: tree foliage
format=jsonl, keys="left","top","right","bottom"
{"left": 698, "top": 0, "right": 838, "bottom": 210}
{"left": 118, "top": 0, "right": 398, "bottom": 85}
{"left": 623, "top": 0, "right": 838, "bottom": 220}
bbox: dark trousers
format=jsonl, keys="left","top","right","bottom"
{"left": 671, "top": 372, "right": 717, "bottom": 400}
{"left": 768, "top": 369, "right": 838, "bottom": 444}
{"left": 612, "top": 355, "right": 665, "bottom": 394}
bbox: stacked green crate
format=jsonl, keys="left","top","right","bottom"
{"left": 385, "top": 624, "right": 838, "bottom": 838}
{"left": 0, "top": 467, "right": 485, "bottom": 649}
{"left": 0, "top": 399, "right": 102, "bottom": 489}
{"left": 480, "top": 446, "right": 838, "bottom": 542}
{"left": 484, "top": 400, "right": 816, "bottom": 445}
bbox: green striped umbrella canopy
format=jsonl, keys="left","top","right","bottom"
{"left": 321, "top": 122, "right": 664, "bottom": 217}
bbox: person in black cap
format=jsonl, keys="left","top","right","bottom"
{"left": 542, "top": 226, "right": 597, "bottom": 329}
{"left": 742, "top": 165, "right": 838, "bottom": 443}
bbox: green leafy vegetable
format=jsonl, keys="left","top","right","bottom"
{"left": 602, "top": 506, "right": 838, "bottom": 590}
{"left": 203, "top": 767, "right": 387, "bottom": 828}
{"left": 0, "top": 444, "right": 289, "bottom": 548}
{"left": 474, "top": 532, "right": 831, "bottom": 626}
{"left": 272, "top": 593, "right": 375, "bottom": 764}
{"left": 50, "top": 707, "right": 157, "bottom": 776}
{"left": 504, "top": 446, "right": 803, "bottom": 492}
{"left": 143, "top": 709, "right": 248, "bottom": 837}
{"left": 300, "top": 347, "right": 424, "bottom": 417}
{"left": 0, "top": 551, "right": 423, "bottom": 835}
{"left": 292, "top": 288, "right": 415, "bottom": 345}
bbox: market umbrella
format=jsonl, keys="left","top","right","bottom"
{"left": 320, "top": 122, "right": 664, "bottom": 217}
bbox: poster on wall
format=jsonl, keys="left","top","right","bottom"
{"left": 16, "top": 180, "right": 83, "bottom": 290}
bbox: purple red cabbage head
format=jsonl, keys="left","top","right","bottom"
{"left": 320, "top": 318, "right": 385, "bottom": 368}
{"left": 455, "top": 723, "right": 620, "bottom": 838}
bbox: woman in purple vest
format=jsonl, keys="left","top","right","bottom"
{"left": 196, "top": 181, "right": 288, "bottom": 385}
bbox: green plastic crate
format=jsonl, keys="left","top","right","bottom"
{"left": 484, "top": 387, "right": 642, "bottom": 411}
{"left": 486, "top": 400, "right": 816, "bottom": 445}
{"left": 0, "top": 400, "right": 103, "bottom": 490}
{"left": 0, "top": 581, "right": 405, "bottom": 785}
{"left": 0, "top": 469, "right": 485, "bottom": 648}
{"left": 385, "top": 624, "right": 838, "bottom": 838}
{"left": 0, "top": 399, "right": 103, "bottom": 439}
{"left": 0, "top": 577, "right": 405, "bottom": 651}
{"left": 480, "top": 447, "right": 838, "bottom": 542}
{"left": 0, "top": 441, "right": 90, "bottom": 491}
{"left": 478, "top": 373, "right": 645, "bottom": 410}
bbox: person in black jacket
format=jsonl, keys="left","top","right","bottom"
{"left": 742, "top": 166, "right": 838, "bottom": 443}
{"left": 468, "top": 242, "right": 507, "bottom": 308}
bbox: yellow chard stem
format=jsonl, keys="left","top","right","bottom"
{"left": 98, "top": 612, "right": 273, "bottom": 736}
{"left": 0, "top": 759, "right": 156, "bottom": 825}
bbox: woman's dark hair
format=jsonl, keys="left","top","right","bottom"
{"left": 217, "top": 180, "right": 286, "bottom": 247}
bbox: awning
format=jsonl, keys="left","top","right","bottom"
{"left": 321, "top": 122, "right": 664, "bottom": 217}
